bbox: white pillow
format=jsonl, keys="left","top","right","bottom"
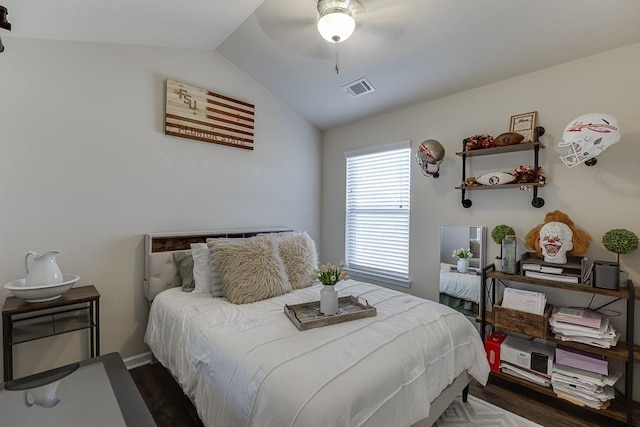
{"left": 190, "top": 243, "right": 211, "bottom": 294}
{"left": 204, "top": 239, "right": 227, "bottom": 297}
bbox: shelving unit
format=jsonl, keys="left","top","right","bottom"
{"left": 455, "top": 138, "right": 545, "bottom": 208}
{"left": 480, "top": 264, "right": 636, "bottom": 426}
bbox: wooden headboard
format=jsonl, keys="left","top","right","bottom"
{"left": 143, "top": 227, "right": 292, "bottom": 301}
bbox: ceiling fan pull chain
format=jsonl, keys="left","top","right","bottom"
{"left": 335, "top": 43, "right": 340, "bottom": 74}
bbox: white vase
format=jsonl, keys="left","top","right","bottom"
{"left": 320, "top": 285, "right": 339, "bottom": 315}
{"left": 457, "top": 258, "right": 469, "bottom": 273}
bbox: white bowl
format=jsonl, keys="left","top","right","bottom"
{"left": 4, "top": 274, "right": 80, "bottom": 303}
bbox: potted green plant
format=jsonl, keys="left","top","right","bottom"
{"left": 313, "top": 261, "right": 350, "bottom": 315}
{"left": 452, "top": 248, "right": 473, "bottom": 273}
{"left": 602, "top": 228, "right": 638, "bottom": 263}
{"left": 491, "top": 224, "right": 515, "bottom": 270}
{"left": 602, "top": 228, "right": 638, "bottom": 284}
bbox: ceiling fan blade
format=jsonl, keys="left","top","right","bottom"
{"left": 353, "top": 0, "right": 422, "bottom": 41}
{"left": 255, "top": 0, "right": 335, "bottom": 59}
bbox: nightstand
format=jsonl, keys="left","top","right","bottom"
{"left": 2, "top": 285, "right": 100, "bottom": 381}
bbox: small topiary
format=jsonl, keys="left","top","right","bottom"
{"left": 491, "top": 224, "right": 516, "bottom": 260}
{"left": 602, "top": 228, "right": 639, "bottom": 263}
{"left": 491, "top": 225, "right": 516, "bottom": 245}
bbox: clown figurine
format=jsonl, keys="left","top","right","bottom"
{"left": 538, "top": 221, "right": 573, "bottom": 264}
{"left": 525, "top": 211, "right": 591, "bottom": 264}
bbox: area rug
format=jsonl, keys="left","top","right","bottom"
{"left": 435, "top": 395, "right": 542, "bottom": 426}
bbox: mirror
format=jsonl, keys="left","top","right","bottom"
{"left": 439, "top": 225, "right": 487, "bottom": 318}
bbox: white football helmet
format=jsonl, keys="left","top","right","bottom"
{"left": 416, "top": 139, "right": 445, "bottom": 178}
{"left": 558, "top": 113, "right": 621, "bottom": 168}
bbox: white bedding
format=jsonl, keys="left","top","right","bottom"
{"left": 439, "top": 270, "right": 482, "bottom": 304}
{"left": 144, "top": 280, "right": 490, "bottom": 427}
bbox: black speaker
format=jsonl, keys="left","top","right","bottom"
{"left": 593, "top": 261, "right": 620, "bottom": 290}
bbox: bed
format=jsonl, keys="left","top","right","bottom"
{"left": 143, "top": 229, "right": 490, "bottom": 427}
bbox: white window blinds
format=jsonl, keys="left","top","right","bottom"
{"left": 345, "top": 141, "right": 411, "bottom": 284}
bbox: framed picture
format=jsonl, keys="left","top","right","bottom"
{"left": 509, "top": 111, "right": 537, "bottom": 142}
{"left": 165, "top": 79, "right": 255, "bottom": 150}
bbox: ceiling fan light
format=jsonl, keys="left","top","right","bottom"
{"left": 317, "top": 10, "right": 355, "bottom": 43}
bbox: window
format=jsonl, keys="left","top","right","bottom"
{"left": 345, "top": 141, "right": 411, "bottom": 287}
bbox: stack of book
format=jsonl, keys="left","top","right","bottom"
{"left": 549, "top": 307, "right": 619, "bottom": 348}
{"left": 551, "top": 346, "right": 621, "bottom": 409}
{"left": 522, "top": 263, "right": 579, "bottom": 283}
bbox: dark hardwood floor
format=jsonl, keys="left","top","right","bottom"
{"left": 130, "top": 362, "right": 203, "bottom": 427}
{"left": 130, "top": 362, "right": 632, "bottom": 427}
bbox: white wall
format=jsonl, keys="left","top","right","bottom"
{"left": 0, "top": 38, "right": 321, "bottom": 379}
{"left": 322, "top": 43, "right": 640, "bottom": 398}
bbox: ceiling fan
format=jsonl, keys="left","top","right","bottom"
{"left": 255, "top": 0, "right": 419, "bottom": 60}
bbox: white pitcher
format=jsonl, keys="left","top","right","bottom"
{"left": 24, "top": 250, "right": 63, "bottom": 287}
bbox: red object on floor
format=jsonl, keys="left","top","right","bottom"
{"left": 485, "top": 332, "right": 508, "bottom": 372}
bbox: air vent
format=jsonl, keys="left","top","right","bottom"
{"left": 342, "top": 78, "right": 375, "bottom": 99}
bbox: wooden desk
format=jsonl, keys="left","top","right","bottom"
{"left": 2, "top": 285, "right": 100, "bottom": 381}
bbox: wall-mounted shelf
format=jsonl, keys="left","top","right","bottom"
{"left": 455, "top": 182, "right": 545, "bottom": 191}
{"left": 456, "top": 133, "right": 545, "bottom": 208}
{"left": 455, "top": 141, "right": 542, "bottom": 157}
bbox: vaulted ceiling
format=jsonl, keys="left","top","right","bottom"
{"left": 6, "top": 0, "right": 640, "bottom": 129}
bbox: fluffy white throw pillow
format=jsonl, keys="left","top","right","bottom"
{"left": 209, "top": 236, "right": 292, "bottom": 304}
{"left": 270, "top": 231, "right": 318, "bottom": 289}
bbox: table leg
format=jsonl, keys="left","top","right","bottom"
{"left": 3, "top": 314, "right": 13, "bottom": 381}
{"left": 95, "top": 298, "right": 100, "bottom": 356}
{"left": 90, "top": 301, "right": 95, "bottom": 358}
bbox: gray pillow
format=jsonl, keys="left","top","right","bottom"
{"left": 173, "top": 250, "right": 195, "bottom": 292}
{"left": 210, "top": 235, "right": 291, "bottom": 304}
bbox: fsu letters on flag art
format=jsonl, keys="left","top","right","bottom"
{"left": 165, "top": 79, "right": 255, "bottom": 150}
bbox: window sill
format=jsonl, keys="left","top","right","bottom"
{"left": 345, "top": 268, "right": 411, "bottom": 289}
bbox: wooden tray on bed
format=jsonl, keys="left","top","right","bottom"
{"left": 284, "top": 296, "right": 376, "bottom": 331}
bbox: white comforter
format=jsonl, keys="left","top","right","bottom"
{"left": 439, "top": 270, "right": 482, "bottom": 304}
{"left": 144, "top": 280, "right": 490, "bottom": 427}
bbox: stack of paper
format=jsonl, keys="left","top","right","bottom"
{"left": 553, "top": 307, "right": 602, "bottom": 328}
{"left": 500, "top": 361, "right": 551, "bottom": 387}
{"left": 549, "top": 308, "right": 619, "bottom": 349}
{"left": 556, "top": 345, "right": 608, "bottom": 375}
{"left": 502, "top": 288, "right": 547, "bottom": 315}
{"left": 551, "top": 364, "right": 621, "bottom": 409}
{"left": 522, "top": 263, "right": 564, "bottom": 274}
